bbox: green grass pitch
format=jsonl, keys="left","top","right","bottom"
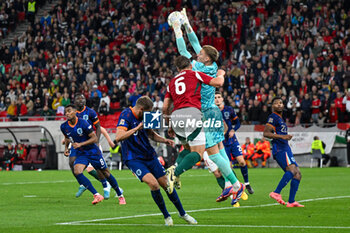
{"left": 1, "top": 167, "right": 349, "bottom": 233}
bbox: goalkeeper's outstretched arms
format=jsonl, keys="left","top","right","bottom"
{"left": 169, "top": 9, "right": 201, "bottom": 58}
{"left": 181, "top": 8, "right": 202, "bottom": 55}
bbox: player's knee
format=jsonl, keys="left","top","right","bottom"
{"left": 239, "top": 160, "right": 246, "bottom": 167}
{"left": 148, "top": 181, "right": 160, "bottom": 191}
{"left": 73, "top": 169, "right": 82, "bottom": 176}
{"left": 295, "top": 171, "right": 302, "bottom": 180}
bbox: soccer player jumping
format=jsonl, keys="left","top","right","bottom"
{"left": 168, "top": 9, "right": 245, "bottom": 205}
{"left": 263, "top": 97, "right": 304, "bottom": 207}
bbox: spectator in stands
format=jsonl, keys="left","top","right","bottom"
{"left": 61, "top": 93, "right": 70, "bottom": 107}
{"left": 25, "top": 95, "right": 34, "bottom": 116}
{"left": 90, "top": 85, "right": 102, "bottom": 99}
{"left": 129, "top": 90, "right": 141, "bottom": 107}
{"left": 248, "top": 99, "right": 261, "bottom": 125}
{"left": 98, "top": 100, "right": 109, "bottom": 116}
{"left": 311, "top": 94, "right": 321, "bottom": 123}
{"left": 14, "top": 98, "right": 27, "bottom": 120}
{"left": 99, "top": 92, "right": 110, "bottom": 112}
{"left": 40, "top": 105, "right": 55, "bottom": 119}
{"left": 153, "top": 95, "right": 163, "bottom": 111}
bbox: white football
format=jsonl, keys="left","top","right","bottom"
{"left": 167, "top": 11, "right": 185, "bottom": 27}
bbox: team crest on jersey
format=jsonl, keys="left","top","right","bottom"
{"left": 77, "top": 128, "right": 83, "bottom": 135}
{"left": 268, "top": 118, "right": 273, "bottom": 123}
{"left": 224, "top": 112, "right": 230, "bottom": 119}
{"left": 83, "top": 115, "right": 89, "bottom": 121}
{"left": 120, "top": 119, "right": 125, "bottom": 125}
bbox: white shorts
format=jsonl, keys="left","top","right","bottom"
{"left": 171, "top": 107, "right": 206, "bottom": 147}
{"left": 203, "top": 151, "right": 218, "bottom": 173}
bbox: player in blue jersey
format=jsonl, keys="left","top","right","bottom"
{"left": 168, "top": 9, "right": 245, "bottom": 205}
{"left": 215, "top": 91, "right": 254, "bottom": 195}
{"left": 263, "top": 97, "right": 304, "bottom": 207}
{"left": 69, "top": 94, "right": 118, "bottom": 199}
{"left": 115, "top": 96, "right": 197, "bottom": 226}
{"left": 61, "top": 104, "right": 125, "bottom": 205}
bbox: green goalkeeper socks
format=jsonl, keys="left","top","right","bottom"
{"left": 88, "top": 169, "right": 100, "bottom": 181}
{"left": 209, "top": 153, "right": 238, "bottom": 185}
{"left": 216, "top": 176, "right": 225, "bottom": 189}
{"left": 174, "top": 152, "right": 201, "bottom": 177}
{"left": 176, "top": 149, "right": 191, "bottom": 166}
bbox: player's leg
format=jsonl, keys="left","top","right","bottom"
{"left": 127, "top": 158, "right": 172, "bottom": 225}
{"left": 94, "top": 167, "right": 111, "bottom": 199}
{"left": 231, "top": 142, "right": 253, "bottom": 194}
{"left": 73, "top": 159, "right": 103, "bottom": 204}
{"left": 286, "top": 153, "right": 303, "bottom": 207}
{"left": 168, "top": 108, "right": 205, "bottom": 193}
{"left": 92, "top": 153, "right": 125, "bottom": 204}
{"left": 269, "top": 151, "right": 294, "bottom": 205}
{"left": 203, "top": 151, "right": 225, "bottom": 190}
{"left": 173, "top": 144, "right": 191, "bottom": 190}
{"left": 141, "top": 173, "right": 173, "bottom": 225}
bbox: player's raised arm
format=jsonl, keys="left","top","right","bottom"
{"left": 168, "top": 11, "right": 194, "bottom": 58}
{"left": 181, "top": 8, "right": 202, "bottom": 55}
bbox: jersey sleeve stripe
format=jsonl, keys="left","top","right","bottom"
{"left": 117, "top": 126, "right": 128, "bottom": 131}
{"left": 233, "top": 116, "right": 238, "bottom": 120}
{"left": 195, "top": 71, "right": 204, "bottom": 82}
{"left": 266, "top": 123, "right": 276, "bottom": 131}
{"left": 93, "top": 119, "right": 100, "bottom": 125}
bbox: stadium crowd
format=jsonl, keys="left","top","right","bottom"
{"left": 0, "top": 0, "right": 350, "bottom": 126}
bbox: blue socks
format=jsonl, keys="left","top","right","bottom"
{"left": 100, "top": 178, "right": 108, "bottom": 189}
{"left": 166, "top": 189, "right": 186, "bottom": 216}
{"left": 151, "top": 189, "right": 170, "bottom": 218}
{"left": 76, "top": 173, "right": 97, "bottom": 195}
{"left": 105, "top": 174, "right": 122, "bottom": 196}
{"left": 240, "top": 165, "right": 249, "bottom": 183}
{"left": 275, "top": 171, "right": 293, "bottom": 194}
{"left": 288, "top": 178, "right": 300, "bottom": 203}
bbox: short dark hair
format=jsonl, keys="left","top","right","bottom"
{"left": 271, "top": 96, "right": 282, "bottom": 104}
{"left": 135, "top": 96, "right": 154, "bottom": 110}
{"left": 74, "top": 93, "right": 84, "bottom": 99}
{"left": 174, "top": 56, "right": 191, "bottom": 70}
{"left": 65, "top": 104, "right": 77, "bottom": 109}
{"left": 215, "top": 91, "right": 222, "bottom": 96}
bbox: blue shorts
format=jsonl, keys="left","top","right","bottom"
{"left": 202, "top": 106, "right": 225, "bottom": 149}
{"left": 224, "top": 143, "right": 243, "bottom": 161}
{"left": 273, "top": 147, "right": 298, "bottom": 171}
{"left": 125, "top": 157, "right": 166, "bottom": 182}
{"left": 69, "top": 147, "right": 77, "bottom": 157}
{"left": 74, "top": 148, "right": 107, "bottom": 170}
